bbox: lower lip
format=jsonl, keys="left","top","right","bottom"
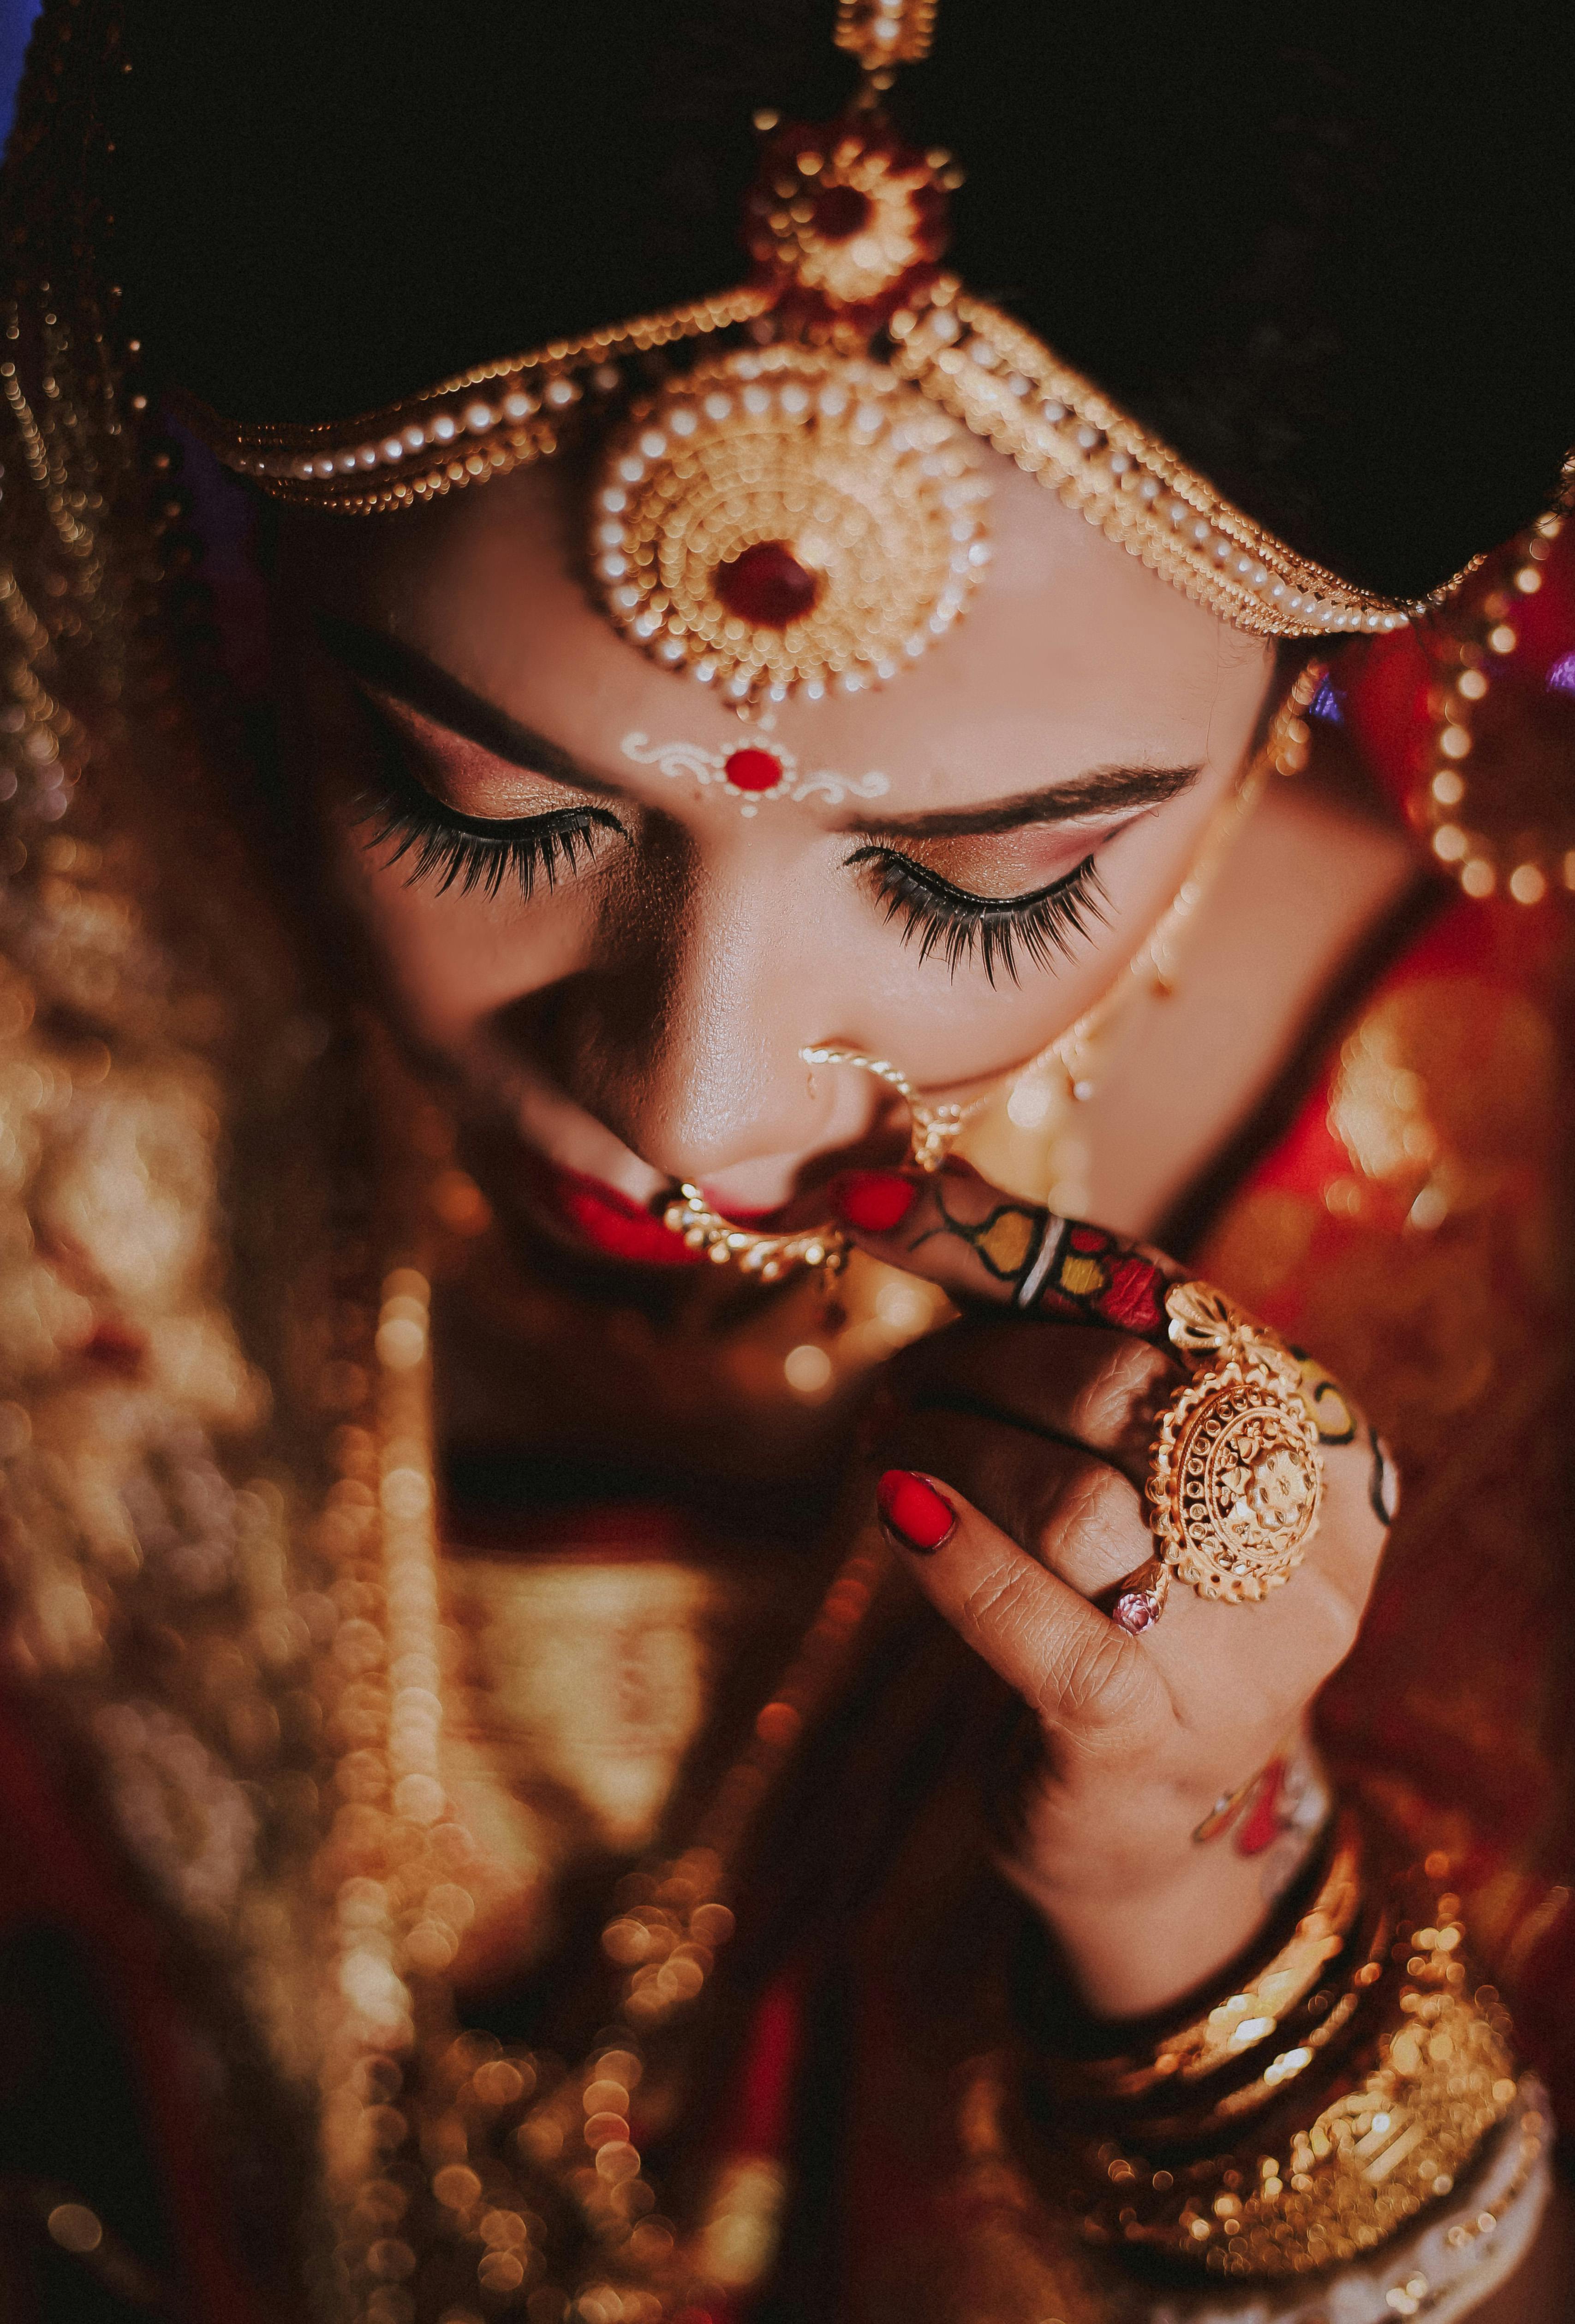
{"left": 529, "top": 1160, "right": 704, "bottom": 1267}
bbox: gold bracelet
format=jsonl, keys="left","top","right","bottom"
{"left": 1022, "top": 1854, "right": 1521, "bottom": 2279}
{"left": 1052, "top": 1819, "right": 1366, "bottom": 2108}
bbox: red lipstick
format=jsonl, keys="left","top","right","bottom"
{"left": 529, "top": 1159, "right": 703, "bottom": 1267}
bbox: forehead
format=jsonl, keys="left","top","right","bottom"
{"left": 282, "top": 446, "right": 1273, "bottom": 806}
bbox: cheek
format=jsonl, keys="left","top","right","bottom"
{"left": 325, "top": 814, "right": 588, "bottom": 1046}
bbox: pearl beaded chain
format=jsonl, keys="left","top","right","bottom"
{"left": 1413, "top": 511, "right": 1572, "bottom": 905}
{"left": 890, "top": 287, "right": 1432, "bottom": 641}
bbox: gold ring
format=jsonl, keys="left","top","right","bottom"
{"left": 661, "top": 1047, "right": 973, "bottom": 1278}
{"left": 1145, "top": 1282, "right": 1323, "bottom": 1603}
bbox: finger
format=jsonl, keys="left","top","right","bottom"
{"left": 879, "top": 1394, "right": 1385, "bottom": 1687}
{"left": 874, "top": 1468, "right": 1162, "bottom": 1737}
{"left": 877, "top": 1403, "right": 1155, "bottom": 1597}
{"left": 890, "top": 1313, "right": 1182, "bottom": 1489}
{"left": 831, "top": 1161, "right": 1180, "bottom": 1343}
{"left": 1303, "top": 1416, "right": 1392, "bottom": 1622}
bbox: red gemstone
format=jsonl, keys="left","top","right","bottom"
{"left": 713, "top": 541, "right": 820, "bottom": 630}
{"left": 722, "top": 747, "right": 785, "bottom": 794}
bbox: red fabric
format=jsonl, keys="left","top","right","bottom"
{"left": 4, "top": 518, "right": 1573, "bottom": 2313}
{"left": 0, "top": 1690, "right": 270, "bottom": 2324}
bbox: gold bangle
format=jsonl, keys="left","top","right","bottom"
{"left": 1053, "top": 1818, "right": 1365, "bottom": 2107}
{"left": 1024, "top": 1859, "right": 1521, "bottom": 2279}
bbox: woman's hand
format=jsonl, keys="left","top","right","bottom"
{"left": 831, "top": 1160, "right": 1394, "bottom": 2019}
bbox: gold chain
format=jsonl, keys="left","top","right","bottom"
{"left": 320, "top": 1265, "right": 894, "bottom": 2319}
{"left": 662, "top": 658, "right": 1324, "bottom": 1276}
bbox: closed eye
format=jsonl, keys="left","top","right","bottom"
{"left": 350, "top": 695, "right": 625, "bottom": 900}
{"left": 847, "top": 843, "right": 1109, "bottom": 986}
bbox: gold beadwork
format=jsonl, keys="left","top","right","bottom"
{"left": 1145, "top": 1282, "right": 1323, "bottom": 1602}
{"left": 804, "top": 1045, "right": 972, "bottom": 1173}
{"left": 1050, "top": 1892, "right": 1520, "bottom": 2277}
{"left": 744, "top": 115, "right": 952, "bottom": 323}
{"left": 657, "top": 671, "right": 1316, "bottom": 1285}
{"left": 185, "top": 265, "right": 1442, "bottom": 641}
{"left": 1409, "top": 509, "right": 1574, "bottom": 904}
{"left": 592, "top": 345, "right": 989, "bottom": 704}
{"left": 1016, "top": 1831, "right": 1529, "bottom": 2284}
{"left": 890, "top": 287, "right": 1452, "bottom": 639}
{"left": 175, "top": 284, "right": 774, "bottom": 517}
{"left": 0, "top": 6, "right": 1541, "bottom": 2317}
{"left": 660, "top": 1184, "right": 848, "bottom": 1284}
{"left": 835, "top": 0, "right": 938, "bottom": 74}
{"left": 659, "top": 1046, "right": 969, "bottom": 1278}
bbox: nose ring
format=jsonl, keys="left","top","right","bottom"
{"left": 659, "top": 1048, "right": 974, "bottom": 1282}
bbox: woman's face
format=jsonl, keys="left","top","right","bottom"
{"left": 273, "top": 450, "right": 1274, "bottom": 1259}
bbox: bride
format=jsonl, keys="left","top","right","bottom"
{"left": 0, "top": 3, "right": 1571, "bottom": 2317}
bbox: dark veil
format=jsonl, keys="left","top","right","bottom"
{"left": 50, "top": 0, "right": 1575, "bottom": 603}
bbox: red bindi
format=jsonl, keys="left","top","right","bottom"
{"left": 722, "top": 747, "right": 786, "bottom": 794}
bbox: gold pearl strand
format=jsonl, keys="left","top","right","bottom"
{"left": 965, "top": 657, "right": 1325, "bottom": 1213}
{"left": 1413, "top": 509, "right": 1572, "bottom": 905}
{"left": 323, "top": 1262, "right": 893, "bottom": 2324}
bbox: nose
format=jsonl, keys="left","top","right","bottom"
{"left": 525, "top": 864, "right": 880, "bottom": 1186}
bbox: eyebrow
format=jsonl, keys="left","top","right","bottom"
{"left": 845, "top": 764, "right": 1201, "bottom": 837}
{"left": 315, "top": 613, "right": 625, "bottom": 798}
{"left": 316, "top": 613, "right": 1200, "bottom": 835}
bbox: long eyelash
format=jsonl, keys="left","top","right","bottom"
{"left": 359, "top": 791, "right": 609, "bottom": 900}
{"left": 350, "top": 717, "right": 620, "bottom": 901}
{"left": 853, "top": 847, "right": 1109, "bottom": 987}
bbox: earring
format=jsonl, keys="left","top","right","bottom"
{"left": 1408, "top": 510, "right": 1572, "bottom": 905}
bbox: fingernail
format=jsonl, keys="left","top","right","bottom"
{"left": 877, "top": 1469, "right": 956, "bottom": 1554}
{"left": 831, "top": 1170, "right": 918, "bottom": 1234}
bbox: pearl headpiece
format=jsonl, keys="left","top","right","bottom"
{"left": 180, "top": 0, "right": 1459, "bottom": 699}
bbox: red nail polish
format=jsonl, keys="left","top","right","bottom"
{"left": 832, "top": 1170, "right": 918, "bottom": 1234}
{"left": 877, "top": 1469, "right": 956, "bottom": 1554}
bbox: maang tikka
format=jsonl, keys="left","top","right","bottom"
{"left": 193, "top": 0, "right": 1439, "bottom": 680}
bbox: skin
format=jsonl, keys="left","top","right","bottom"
{"left": 276, "top": 452, "right": 1276, "bottom": 1219}
{"left": 270, "top": 445, "right": 1567, "bottom": 2309}
{"left": 273, "top": 446, "right": 1396, "bottom": 1984}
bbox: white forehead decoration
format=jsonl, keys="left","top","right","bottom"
{"left": 620, "top": 731, "right": 889, "bottom": 820}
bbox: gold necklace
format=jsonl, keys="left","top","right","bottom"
{"left": 320, "top": 1266, "right": 894, "bottom": 2323}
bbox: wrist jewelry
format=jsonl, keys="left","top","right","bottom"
{"left": 1049, "top": 1819, "right": 1368, "bottom": 2112}
{"left": 1019, "top": 1824, "right": 1526, "bottom": 2281}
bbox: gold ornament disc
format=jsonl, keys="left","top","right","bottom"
{"left": 591, "top": 345, "right": 990, "bottom": 706}
{"left": 1145, "top": 1283, "right": 1323, "bottom": 1603}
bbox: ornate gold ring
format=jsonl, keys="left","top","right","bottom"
{"left": 1145, "top": 1281, "right": 1324, "bottom": 1604}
